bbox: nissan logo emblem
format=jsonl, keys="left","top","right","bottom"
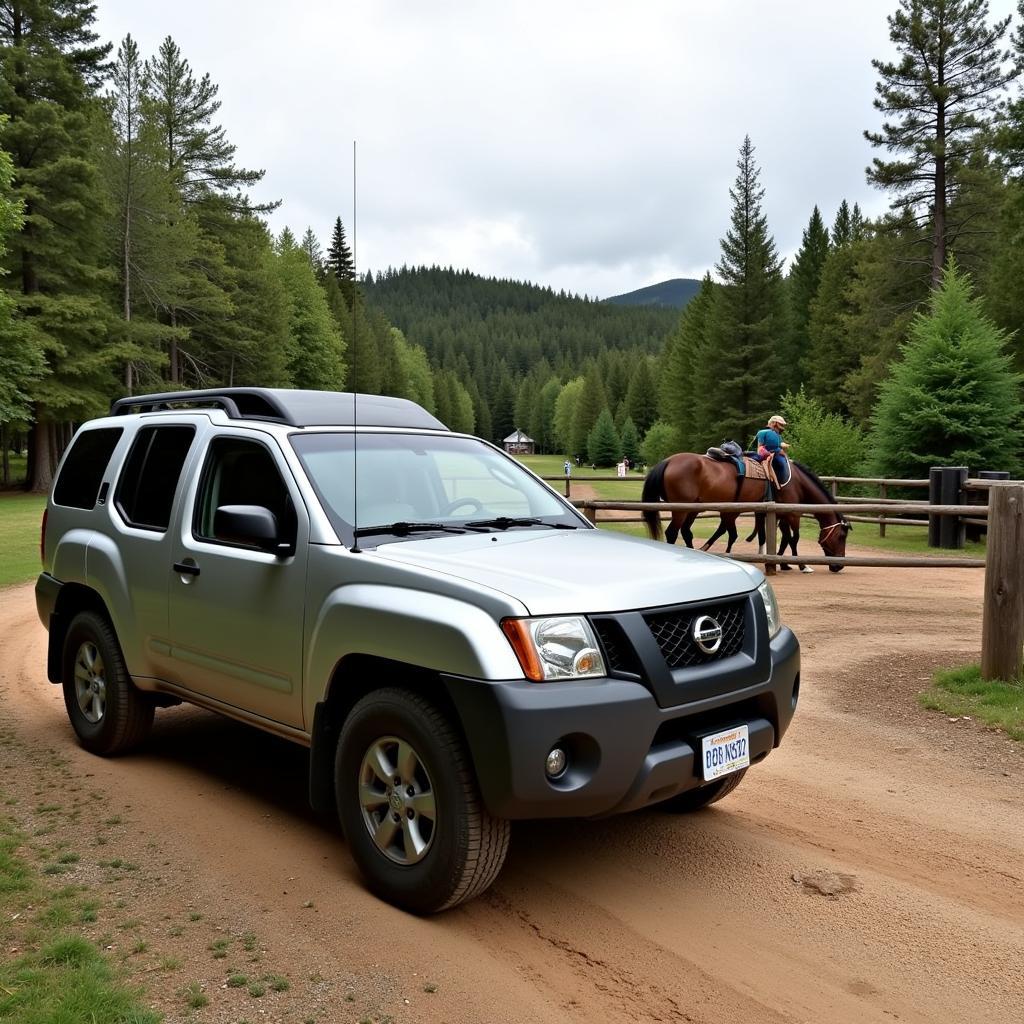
{"left": 692, "top": 615, "right": 723, "bottom": 655}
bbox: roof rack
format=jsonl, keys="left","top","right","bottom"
{"left": 108, "top": 388, "right": 448, "bottom": 431}
{"left": 110, "top": 388, "right": 296, "bottom": 424}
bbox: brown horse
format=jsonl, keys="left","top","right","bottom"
{"left": 640, "top": 454, "right": 850, "bottom": 571}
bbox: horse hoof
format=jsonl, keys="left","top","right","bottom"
{"left": 800, "top": 566, "right": 815, "bottom": 574}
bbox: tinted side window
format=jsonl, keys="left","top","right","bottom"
{"left": 194, "top": 437, "right": 295, "bottom": 546}
{"left": 53, "top": 428, "right": 124, "bottom": 509}
{"left": 115, "top": 426, "right": 195, "bottom": 531}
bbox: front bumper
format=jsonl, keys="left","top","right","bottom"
{"left": 445, "top": 625, "right": 800, "bottom": 819}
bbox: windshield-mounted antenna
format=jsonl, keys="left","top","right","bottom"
{"left": 350, "top": 139, "right": 362, "bottom": 553}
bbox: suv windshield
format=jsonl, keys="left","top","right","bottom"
{"left": 290, "top": 432, "right": 583, "bottom": 544}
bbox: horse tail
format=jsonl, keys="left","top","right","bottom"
{"left": 641, "top": 459, "right": 669, "bottom": 541}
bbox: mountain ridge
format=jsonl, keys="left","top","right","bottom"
{"left": 604, "top": 278, "right": 702, "bottom": 309}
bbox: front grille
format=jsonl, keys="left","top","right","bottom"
{"left": 644, "top": 600, "right": 745, "bottom": 669}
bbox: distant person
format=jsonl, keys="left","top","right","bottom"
{"left": 563, "top": 460, "right": 571, "bottom": 476}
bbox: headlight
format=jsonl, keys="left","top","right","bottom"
{"left": 758, "top": 581, "right": 781, "bottom": 638}
{"left": 501, "top": 615, "right": 606, "bottom": 681}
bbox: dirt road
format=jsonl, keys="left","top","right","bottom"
{"left": 1, "top": 562, "right": 1021, "bottom": 1024}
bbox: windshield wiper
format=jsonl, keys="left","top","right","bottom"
{"left": 465, "top": 516, "right": 577, "bottom": 531}
{"left": 354, "top": 521, "right": 468, "bottom": 538}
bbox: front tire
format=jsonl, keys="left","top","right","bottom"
{"left": 336, "top": 688, "right": 510, "bottom": 914}
{"left": 660, "top": 768, "right": 748, "bottom": 812}
{"left": 62, "top": 611, "right": 154, "bottom": 755}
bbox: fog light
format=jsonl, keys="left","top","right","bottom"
{"left": 545, "top": 747, "right": 567, "bottom": 779}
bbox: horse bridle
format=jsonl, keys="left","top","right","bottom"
{"left": 818, "top": 520, "right": 847, "bottom": 543}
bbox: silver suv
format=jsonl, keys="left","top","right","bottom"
{"left": 36, "top": 388, "right": 800, "bottom": 913}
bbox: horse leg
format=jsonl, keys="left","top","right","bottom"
{"left": 724, "top": 515, "right": 739, "bottom": 553}
{"left": 778, "top": 520, "right": 793, "bottom": 570}
{"left": 665, "top": 512, "right": 682, "bottom": 546}
{"left": 701, "top": 517, "right": 729, "bottom": 551}
{"left": 680, "top": 513, "right": 697, "bottom": 548}
{"left": 793, "top": 523, "right": 814, "bottom": 573}
{"left": 745, "top": 512, "right": 762, "bottom": 545}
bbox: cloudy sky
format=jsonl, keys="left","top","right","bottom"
{"left": 95, "top": 0, "right": 1020, "bottom": 299}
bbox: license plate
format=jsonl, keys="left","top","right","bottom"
{"left": 701, "top": 725, "right": 750, "bottom": 781}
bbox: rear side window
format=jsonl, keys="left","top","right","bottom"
{"left": 115, "top": 426, "right": 195, "bottom": 531}
{"left": 53, "top": 428, "right": 124, "bottom": 509}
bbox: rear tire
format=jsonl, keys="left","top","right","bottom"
{"left": 660, "top": 768, "right": 748, "bottom": 812}
{"left": 336, "top": 688, "right": 510, "bottom": 914}
{"left": 62, "top": 611, "right": 154, "bottom": 755}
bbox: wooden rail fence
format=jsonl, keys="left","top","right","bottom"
{"left": 554, "top": 486, "right": 1024, "bottom": 683}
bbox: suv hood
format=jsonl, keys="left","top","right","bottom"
{"left": 371, "top": 528, "right": 760, "bottom": 615}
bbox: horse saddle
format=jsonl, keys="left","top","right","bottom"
{"left": 706, "top": 440, "right": 746, "bottom": 476}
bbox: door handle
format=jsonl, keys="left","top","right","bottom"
{"left": 172, "top": 561, "right": 201, "bottom": 577}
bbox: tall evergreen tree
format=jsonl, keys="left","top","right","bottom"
{"left": 587, "top": 407, "right": 621, "bottom": 467}
{"left": 144, "top": 36, "right": 266, "bottom": 205}
{"left": 326, "top": 215, "right": 356, "bottom": 305}
{"left": 553, "top": 377, "right": 584, "bottom": 453}
{"left": 0, "top": 125, "right": 43, "bottom": 477}
{"left": 273, "top": 228, "right": 345, "bottom": 390}
{"left": 786, "top": 206, "right": 830, "bottom": 376}
{"left": 705, "top": 136, "right": 787, "bottom": 440}
{"left": 0, "top": 0, "right": 114, "bottom": 490}
{"left": 571, "top": 364, "right": 607, "bottom": 458}
{"left": 490, "top": 376, "right": 516, "bottom": 442}
{"left": 301, "top": 226, "right": 324, "bottom": 278}
{"left": 869, "top": 260, "right": 1023, "bottom": 476}
{"left": 624, "top": 356, "right": 658, "bottom": 436}
{"left": 659, "top": 274, "right": 718, "bottom": 450}
{"left": 105, "top": 33, "right": 186, "bottom": 393}
{"left": 865, "top": 0, "right": 1015, "bottom": 287}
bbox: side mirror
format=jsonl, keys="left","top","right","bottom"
{"left": 213, "top": 505, "right": 289, "bottom": 555}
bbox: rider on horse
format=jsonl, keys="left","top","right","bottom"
{"left": 753, "top": 415, "right": 790, "bottom": 484}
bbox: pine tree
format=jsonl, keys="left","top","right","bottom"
{"left": 326, "top": 216, "right": 356, "bottom": 305}
{"left": 619, "top": 416, "right": 641, "bottom": 465}
{"left": 587, "top": 407, "right": 621, "bottom": 466}
{"left": 571, "top": 364, "right": 607, "bottom": 458}
{"left": 144, "top": 36, "right": 266, "bottom": 205}
{"left": 624, "top": 357, "right": 658, "bottom": 436}
{"left": 0, "top": 0, "right": 115, "bottom": 490}
{"left": 659, "top": 274, "right": 718, "bottom": 449}
{"left": 866, "top": 0, "right": 1015, "bottom": 287}
{"left": 786, "top": 206, "right": 830, "bottom": 376}
{"left": 553, "top": 377, "right": 584, "bottom": 453}
{"left": 273, "top": 229, "right": 345, "bottom": 390}
{"left": 301, "top": 227, "right": 324, "bottom": 278}
{"left": 490, "top": 376, "right": 516, "bottom": 443}
{"left": 105, "top": 34, "right": 186, "bottom": 393}
{"left": 869, "top": 259, "right": 1023, "bottom": 477}
{"left": 0, "top": 126, "right": 44, "bottom": 469}
{"left": 704, "top": 137, "right": 787, "bottom": 440}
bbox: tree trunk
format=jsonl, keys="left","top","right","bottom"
{"left": 28, "top": 412, "right": 55, "bottom": 494}
{"left": 1, "top": 424, "right": 9, "bottom": 488}
{"left": 932, "top": 70, "right": 946, "bottom": 288}
{"left": 169, "top": 308, "right": 179, "bottom": 383}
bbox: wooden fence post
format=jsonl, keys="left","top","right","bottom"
{"left": 564, "top": 474, "right": 571, "bottom": 498}
{"left": 981, "top": 484, "right": 1024, "bottom": 681}
{"left": 764, "top": 506, "right": 777, "bottom": 577}
{"left": 582, "top": 503, "right": 597, "bottom": 526}
{"left": 879, "top": 481, "right": 887, "bottom": 539}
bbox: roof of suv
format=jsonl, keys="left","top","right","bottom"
{"left": 109, "top": 388, "right": 448, "bottom": 431}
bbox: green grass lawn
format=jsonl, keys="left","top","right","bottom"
{"left": 0, "top": 493, "right": 45, "bottom": 587}
{"left": 921, "top": 664, "right": 1024, "bottom": 741}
